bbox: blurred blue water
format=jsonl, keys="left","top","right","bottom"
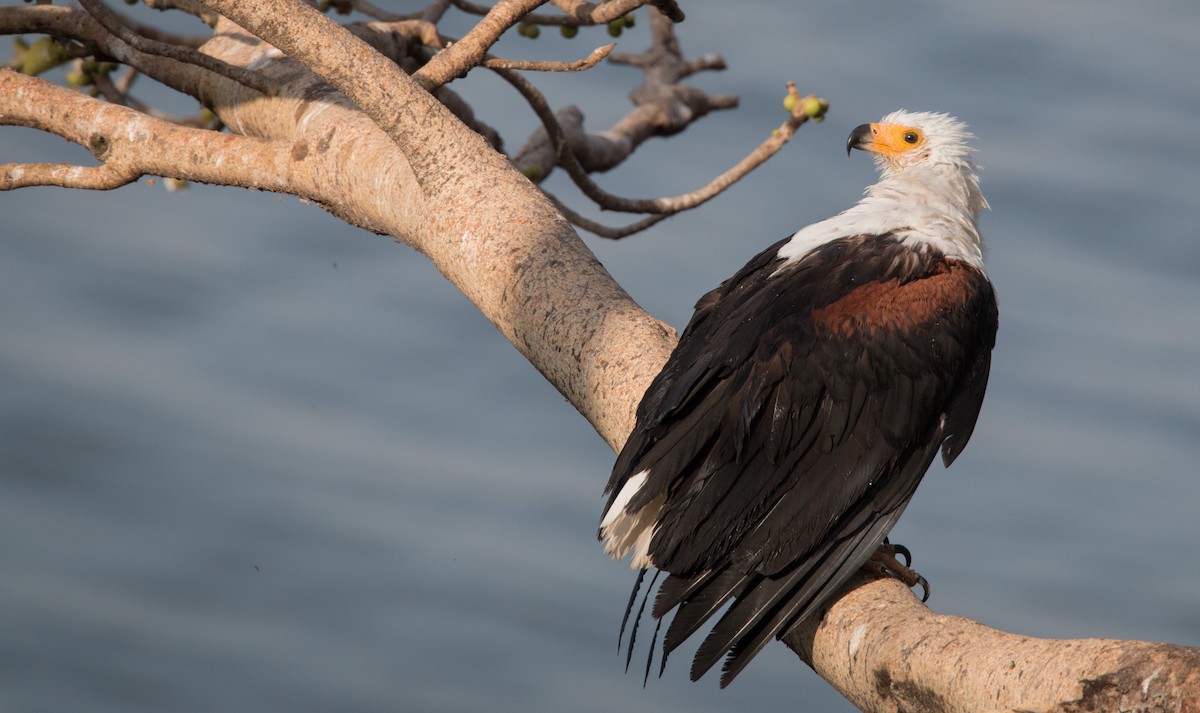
{"left": 2, "top": 1, "right": 1199, "bottom": 711}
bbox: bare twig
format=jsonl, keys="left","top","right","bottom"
{"left": 506, "top": 7, "right": 735, "bottom": 183}
{"left": 487, "top": 4, "right": 811, "bottom": 239}
{"left": 76, "top": 0, "right": 273, "bottom": 95}
{"left": 499, "top": 63, "right": 797, "bottom": 222}
{"left": 420, "top": 0, "right": 454, "bottom": 23}
{"left": 89, "top": 63, "right": 142, "bottom": 108}
{"left": 342, "top": 0, "right": 407, "bottom": 22}
{"left": 0, "top": 5, "right": 209, "bottom": 103}
{"left": 549, "top": 194, "right": 671, "bottom": 238}
{"left": 453, "top": 0, "right": 682, "bottom": 25}
{"left": 114, "top": 64, "right": 138, "bottom": 94}
{"left": 484, "top": 42, "right": 613, "bottom": 72}
{"left": 367, "top": 19, "right": 444, "bottom": 50}
{"left": 414, "top": 0, "right": 546, "bottom": 90}
{"left": 609, "top": 47, "right": 726, "bottom": 77}
{"left": 90, "top": 65, "right": 216, "bottom": 128}
{"left": 142, "top": 0, "right": 219, "bottom": 25}
{"left": 117, "top": 13, "right": 205, "bottom": 48}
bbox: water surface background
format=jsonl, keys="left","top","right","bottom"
{"left": 2, "top": 1, "right": 1198, "bottom": 711}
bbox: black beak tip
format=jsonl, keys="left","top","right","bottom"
{"left": 846, "top": 123, "right": 872, "bottom": 156}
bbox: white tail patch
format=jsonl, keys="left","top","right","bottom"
{"left": 600, "top": 470, "right": 662, "bottom": 569}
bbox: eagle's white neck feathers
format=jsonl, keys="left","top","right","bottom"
{"left": 778, "top": 111, "right": 988, "bottom": 271}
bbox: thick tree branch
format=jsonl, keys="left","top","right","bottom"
{"left": 785, "top": 574, "right": 1200, "bottom": 712}
{"left": 0, "top": 70, "right": 293, "bottom": 193}
{"left": 194, "top": 0, "right": 672, "bottom": 450}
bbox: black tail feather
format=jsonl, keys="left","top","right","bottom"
{"left": 652, "top": 569, "right": 715, "bottom": 619}
{"left": 624, "top": 569, "right": 660, "bottom": 673}
{"left": 617, "top": 567, "right": 647, "bottom": 652}
{"left": 714, "top": 511, "right": 909, "bottom": 687}
{"left": 664, "top": 569, "right": 748, "bottom": 657}
{"left": 717, "top": 556, "right": 846, "bottom": 686}
{"left": 643, "top": 614, "right": 664, "bottom": 686}
{"left": 689, "top": 564, "right": 811, "bottom": 682}
{"left": 615, "top": 506, "right": 905, "bottom": 687}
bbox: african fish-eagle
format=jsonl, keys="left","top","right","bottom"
{"left": 599, "top": 110, "right": 998, "bottom": 687}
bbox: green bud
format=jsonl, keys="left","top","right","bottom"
{"left": 802, "top": 96, "right": 822, "bottom": 117}
{"left": 11, "top": 38, "right": 30, "bottom": 69}
{"left": 783, "top": 94, "right": 798, "bottom": 112}
{"left": 560, "top": 25, "right": 578, "bottom": 39}
{"left": 521, "top": 164, "right": 544, "bottom": 182}
{"left": 607, "top": 19, "right": 624, "bottom": 37}
{"left": 623, "top": 14, "right": 636, "bottom": 28}
{"left": 22, "top": 37, "right": 69, "bottom": 77}
{"left": 65, "top": 70, "right": 89, "bottom": 87}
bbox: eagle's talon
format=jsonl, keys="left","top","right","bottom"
{"left": 867, "top": 542, "right": 930, "bottom": 602}
{"left": 890, "top": 541, "right": 913, "bottom": 568}
{"left": 916, "top": 574, "right": 931, "bottom": 603}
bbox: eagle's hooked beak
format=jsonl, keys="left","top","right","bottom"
{"left": 846, "top": 124, "right": 875, "bottom": 156}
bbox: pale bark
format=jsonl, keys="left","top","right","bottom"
{"left": 193, "top": 0, "right": 672, "bottom": 452}
{"left": 2, "top": 2, "right": 1197, "bottom": 710}
{"left": 787, "top": 575, "right": 1200, "bottom": 712}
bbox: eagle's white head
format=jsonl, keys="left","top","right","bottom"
{"left": 848, "top": 110, "right": 987, "bottom": 214}
{"left": 780, "top": 110, "right": 988, "bottom": 270}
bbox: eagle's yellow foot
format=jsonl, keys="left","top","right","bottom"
{"left": 867, "top": 539, "right": 930, "bottom": 602}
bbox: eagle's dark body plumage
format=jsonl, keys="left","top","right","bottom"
{"left": 598, "top": 111, "right": 999, "bottom": 687}
{"left": 606, "top": 233, "right": 997, "bottom": 684}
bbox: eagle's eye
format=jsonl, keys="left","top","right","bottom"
{"left": 903, "top": 131, "right": 920, "bottom": 144}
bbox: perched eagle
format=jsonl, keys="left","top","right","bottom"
{"left": 599, "top": 111, "right": 998, "bottom": 687}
